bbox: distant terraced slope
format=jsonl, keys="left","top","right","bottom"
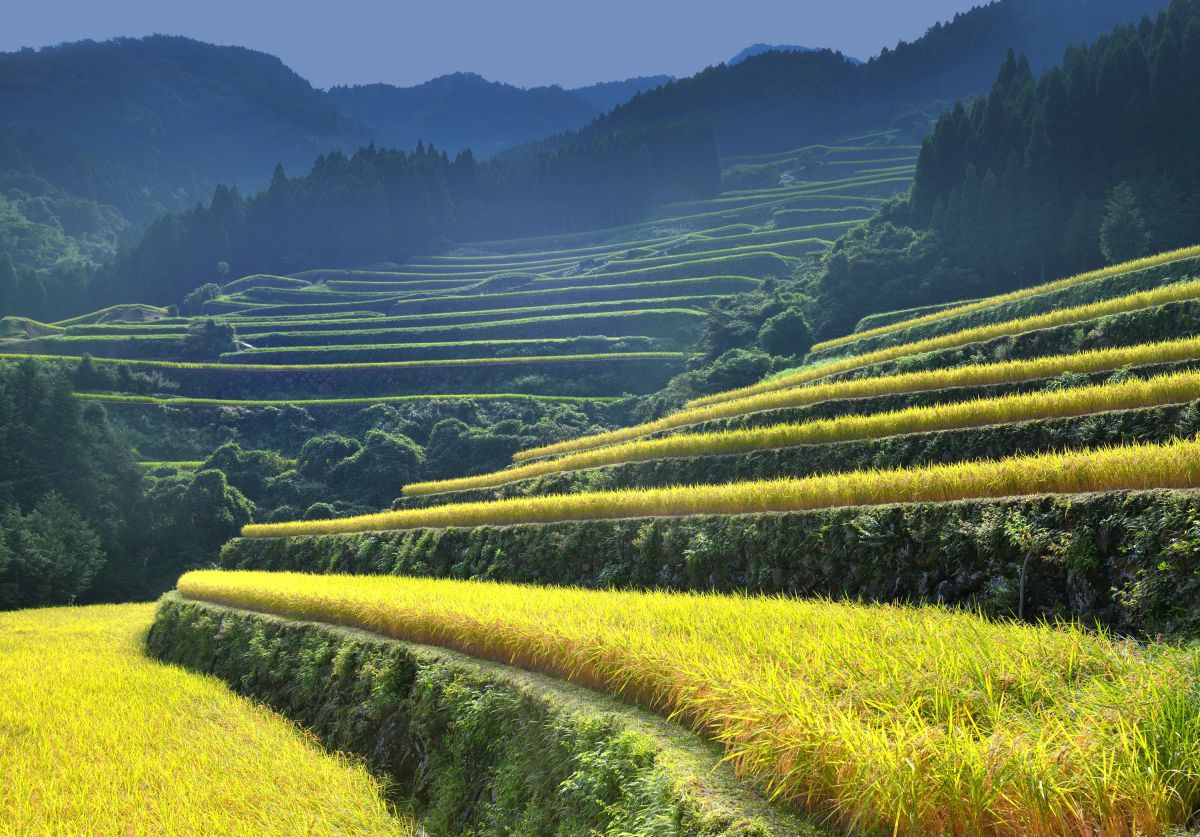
{"left": 0, "top": 131, "right": 916, "bottom": 410}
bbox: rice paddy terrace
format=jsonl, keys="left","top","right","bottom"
{"left": 158, "top": 241, "right": 1200, "bottom": 835}
{"left": 0, "top": 133, "right": 913, "bottom": 416}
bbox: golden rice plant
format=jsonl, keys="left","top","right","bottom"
{"left": 0, "top": 603, "right": 411, "bottom": 835}
{"left": 405, "top": 368, "right": 1200, "bottom": 496}
{"left": 515, "top": 334, "right": 1200, "bottom": 462}
{"left": 690, "top": 276, "right": 1200, "bottom": 409}
{"left": 812, "top": 244, "right": 1200, "bottom": 353}
{"left": 178, "top": 570, "right": 1200, "bottom": 836}
{"left": 248, "top": 436, "right": 1200, "bottom": 537}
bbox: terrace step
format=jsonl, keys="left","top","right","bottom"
{"left": 148, "top": 595, "right": 824, "bottom": 837}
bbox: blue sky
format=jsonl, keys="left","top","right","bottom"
{"left": 4, "top": 0, "right": 983, "bottom": 89}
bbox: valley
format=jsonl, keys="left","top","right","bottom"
{"left": 5, "top": 0, "right": 1200, "bottom": 834}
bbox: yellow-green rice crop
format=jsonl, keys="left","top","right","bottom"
{"left": 178, "top": 571, "right": 1200, "bottom": 836}
{"left": 248, "top": 436, "right": 1200, "bottom": 537}
{"left": 406, "top": 368, "right": 1200, "bottom": 495}
{"left": 690, "top": 276, "right": 1200, "bottom": 408}
{"left": 516, "top": 334, "right": 1200, "bottom": 462}
{"left": 812, "top": 244, "right": 1200, "bottom": 353}
{"left": 0, "top": 603, "right": 412, "bottom": 835}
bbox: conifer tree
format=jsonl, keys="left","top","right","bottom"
{"left": 1099, "top": 183, "right": 1149, "bottom": 264}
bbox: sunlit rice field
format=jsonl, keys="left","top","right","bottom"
{"left": 515, "top": 335, "right": 1200, "bottom": 462}
{"left": 177, "top": 570, "right": 1200, "bottom": 836}
{"left": 0, "top": 603, "right": 412, "bottom": 835}
{"left": 811, "top": 245, "right": 1200, "bottom": 353}
{"left": 692, "top": 276, "right": 1200, "bottom": 409}
{"left": 404, "top": 368, "right": 1200, "bottom": 495}
{"left": 248, "top": 436, "right": 1200, "bottom": 537}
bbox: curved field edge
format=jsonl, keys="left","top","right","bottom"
{"left": 172, "top": 573, "right": 1200, "bottom": 837}
{"left": 809, "top": 254, "right": 1200, "bottom": 363}
{"left": 149, "top": 595, "right": 820, "bottom": 837}
{"left": 220, "top": 487, "right": 1200, "bottom": 637}
{"left": 512, "top": 335, "right": 1200, "bottom": 463}
{"left": 811, "top": 245, "right": 1200, "bottom": 353}
{"left": 393, "top": 393, "right": 1200, "bottom": 507}
{"left": 242, "top": 437, "right": 1200, "bottom": 538}
{"left": 401, "top": 369, "right": 1200, "bottom": 497}
{"left": 0, "top": 603, "right": 411, "bottom": 835}
{"left": 693, "top": 278, "right": 1200, "bottom": 410}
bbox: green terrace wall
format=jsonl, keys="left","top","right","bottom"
{"left": 852, "top": 299, "right": 982, "bottom": 334}
{"left": 62, "top": 299, "right": 716, "bottom": 337}
{"left": 810, "top": 256, "right": 1200, "bottom": 362}
{"left": 219, "top": 488, "right": 1200, "bottom": 638}
{"left": 525, "top": 253, "right": 795, "bottom": 289}
{"left": 387, "top": 277, "right": 761, "bottom": 316}
{"left": 221, "top": 336, "right": 669, "bottom": 365}
{"left": 148, "top": 597, "right": 815, "bottom": 837}
{"left": 241, "top": 310, "right": 706, "bottom": 349}
{"left": 233, "top": 281, "right": 477, "bottom": 301}
{"left": 4, "top": 353, "right": 690, "bottom": 399}
{"left": 656, "top": 357, "right": 1200, "bottom": 439}
{"left": 202, "top": 296, "right": 403, "bottom": 316}
{"left": 396, "top": 396, "right": 1200, "bottom": 507}
{"left": 813, "top": 297, "right": 1200, "bottom": 387}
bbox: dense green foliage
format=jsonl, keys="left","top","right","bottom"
{"left": 585, "top": 0, "right": 1164, "bottom": 156}
{"left": 813, "top": 0, "right": 1200, "bottom": 337}
{"left": 0, "top": 358, "right": 256, "bottom": 605}
{"left": 0, "top": 493, "right": 103, "bottom": 609}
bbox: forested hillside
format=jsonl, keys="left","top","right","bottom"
{"left": 810, "top": 0, "right": 1200, "bottom": 337}
{"left": 330, "top": 73, "right": 671, "bottom": 157}
{"left": 85, "top": 120, "right": 719, "bottom": 309}
{"left": 588, "top": 0, "right": 1168, "bottom": 155}
{"left": 0, "top": 37, "right": 365, "bottom": 206}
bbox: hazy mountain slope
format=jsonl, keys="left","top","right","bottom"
{"left": 328, "top": 73, "right": 596, "bottom": 158}
{"left": 0, "top": 36, "right": 370, "bottom": 208}
{"left": 729, "top": 43, "right": 862, "bottom": 65}
{"left": 568, "top": 76, "right": 674, "bottom": 111}
{"left": 590, "top": 0, "right": 1170, "bottom": 155}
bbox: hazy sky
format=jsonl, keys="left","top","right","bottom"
{"left": 4, "top": 0, "right": 983, "bottom": 89}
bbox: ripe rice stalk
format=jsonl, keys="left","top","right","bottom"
{"left": 812, "top": 245, "right": 1200, "bottom": 353}
{"left": 405, "top": 368, "right": 1200, "bottom": 496}
{"left": 248, "top": 436, "right": 1200, "bottom": 538}
{"left": 691, "top": 276, "right": 1200, "bottom": 409}
{"left": 515, "top": 334, "right": 1200, "bottom": 463}
{"left": 178, "top": 571, "right": 1200, "bottom": 837}
{"left": 0, "top": 603, "right": 409, "bottom": 835}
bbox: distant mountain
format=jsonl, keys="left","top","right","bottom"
{"left": 569, "top": 76, "right": 674, "bottom": 112}
{"left": 0, "top": 36, "right": 371, "bottom": 209}
{"left": 329, "top": 73, "right": 593, "bottom": 158}
{"left": 730, "top": 44, "right": 862, "bottom": 66}
{"left": 0, "top": 35, "right": 674, "bottom": 271}
{"left": 331, "top": 73, "right": 673, "bottom": 158}
{"left": 586, "top": 0, "right": 1171, "bottom": 156}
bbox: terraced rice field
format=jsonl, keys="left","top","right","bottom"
{"left": 0, "top": 603, "right": 411, "bottom": 835}
{"left": 0, "top": 133, "right": 913, "bottom": 409}
{"left": 152, "top": 226, "right": 1200, "bottom": 834}
{"left": 178, "top": 570, "right": 1200, "bottom": 837}
{"left": 402, "top": 368, "right": 1200, "bottom": 495}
